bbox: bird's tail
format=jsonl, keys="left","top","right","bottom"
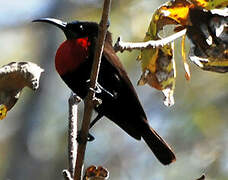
{"left": 142, "top": 124, "right": 176, "bottom": 165}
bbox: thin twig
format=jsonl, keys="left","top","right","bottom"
{"left": 62, "top": 93, "right": 81, "bottom": 180}
{"left": 196, "top": 174, "right": 205, "bottom": 180}
{"left": 114, "top": 29, "right": 187, "bottom": 52}
{"left": 68, "top": 93, "right": 81, "bottom": 178}
{"left": 74, "top": 0, "right": 112, "bottom": 179}
{"left": 63, "top": 169, "right": 73, "bottom": 180}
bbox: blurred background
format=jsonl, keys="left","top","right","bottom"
{"left": 0, "top": 0, "right": 228, "bottom": 179}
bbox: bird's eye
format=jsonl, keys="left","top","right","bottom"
{"left": 80, "top": 25, "right": 83, "bottom": 31}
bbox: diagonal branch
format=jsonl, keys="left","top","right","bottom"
{"left": 74, "top": 0, "right": 112, "bottom": 179}
{"left": 114, "top": 29, "right": 187, "bottom": 52}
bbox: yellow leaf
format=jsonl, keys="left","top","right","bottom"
{"left": 0, "top": 104, "right": 7, "bottom": 120}
{"left": 138, "top": 1, "right": 179, "bottom": 106}
{"left": 181, "top": 35, "right": 191, "bottom": 80}
{"left": 190, "top": 0, "right": 228, "bottom": 10}
{"left": 160, "top": 0, "right": 192, "bottom": 26}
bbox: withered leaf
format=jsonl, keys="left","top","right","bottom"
{"left": 138, "top": 0, "right": 227, "bottom": 106}
{"left": 187, "top": 8, "right": 228, "bottom": 72}
{"left": 138, "top": 43, "right": 176, "bottom": 106}
{"left": 0, "top": 61, "right": 44, "bottom": 120}
{"left": 83, "top": 165, "right": 109, "bottom": 180}
{"left": 138, "top": 1, "right": 181, "bottom": 106}
{"left": 189, "top": 0, "right": 228, "bottom": 10}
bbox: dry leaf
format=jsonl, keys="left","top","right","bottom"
{"left": 83, "top": 165, "right": 109, "bottom": 180}
{"left": 187, "top": 8, "right": 228, "bottom": 72}
{"left": 138, "top": 1, "right": 179, "bottom": 106}
{"left": 0, "top": 61, "right": 44, "bottom": 119}
{"left": 138, "top": 0, "right": 227, "bottom": 106}
{"left": 189, "top": 0, "right": 228, "bottom": 10}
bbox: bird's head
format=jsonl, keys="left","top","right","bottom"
{"left": 33, "top": 18, "right": 99, "bottom": 40}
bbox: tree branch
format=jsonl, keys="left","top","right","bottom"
{"left": 114, "top": 29, "right": 187, "bottom": 52}
{"left": 62, "top": 93, "right": 81, "bottom": 180}
{"left": 63, "top": 169, "right": 73, "bottom": 180}
{"left": 74, "top": 0, "right": 112, "bottom": 179}
{"left": 68, "top": 93, "right": 81, "bottom": 177}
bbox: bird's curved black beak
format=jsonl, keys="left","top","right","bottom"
{"left": 33, "top": 18, "right": 67, "bottom": 30}
{"left": 33, "top": 18, "right": 76, "bottom": 39}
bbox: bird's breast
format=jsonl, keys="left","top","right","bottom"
{"left": 55, "top": 37, "right": 91, "bottom": 76}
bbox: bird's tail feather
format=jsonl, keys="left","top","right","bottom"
{"left": 142, "top": 124, "right": 176, "bottom": 165}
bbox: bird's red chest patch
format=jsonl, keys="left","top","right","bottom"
{"left": 55, "top": 37, "right": 91, "bottom": 75}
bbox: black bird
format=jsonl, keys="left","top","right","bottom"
{"left": 33, "top": 18, "right": 176, "bottom": 165}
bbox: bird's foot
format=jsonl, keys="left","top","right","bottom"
{"left": 77, "top": 131, "right": 95, "bottom": 144}
{"left": 87, "top": 79, "right": 117, "bottom": 99}
{"left": 92, "top": 97, "right": 102, "bottom": 107}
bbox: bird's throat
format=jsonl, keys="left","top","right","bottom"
{"left": 55, "top": 37, "right": 91, "bottom": 75}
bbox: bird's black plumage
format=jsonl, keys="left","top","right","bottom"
{"left": 34, "top": 18, "right": 176, "bottom": 165}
